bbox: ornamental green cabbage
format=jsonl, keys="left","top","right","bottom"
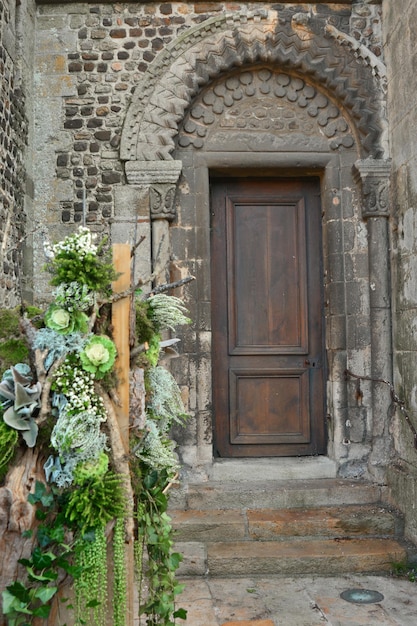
{"left": 80, "top": 336, "right": 117, "bottom": 379}
{"left": 45, "top": 304, "right": 88, "bottom": 335}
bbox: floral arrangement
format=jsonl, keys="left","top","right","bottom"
{"left": 0, "top": 226, "right": 192, "bottom": 626}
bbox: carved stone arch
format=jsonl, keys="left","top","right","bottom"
{"left": 120, "top": 10, "right": 387, "bottom": 166}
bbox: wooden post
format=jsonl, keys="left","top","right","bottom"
{"left": 112, "top": 243, "right": 134, "bottom": 626}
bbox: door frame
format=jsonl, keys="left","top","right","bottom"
{"left": 165, "top": 147, "right": 377, "bottom": 475}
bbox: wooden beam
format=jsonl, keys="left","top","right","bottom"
{"left": 112, "top": 243, "right": 134, "bottom": 626}
{"left": 112, "top": 243, "right": 131, "bottom": 452}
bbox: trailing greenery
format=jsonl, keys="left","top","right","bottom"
{"left": 2, "top": 482, "right": 84, "bottom": 626}
{"left": 113, "top": 517, "right": 128, "bottom": 626}
{"left": 135, "top": 467, "right": 187, "bottom": 626}
{"left": 74, "top": 527, "right": 107, "bottom": 626}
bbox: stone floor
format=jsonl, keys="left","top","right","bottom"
{"left": 173, "top": 574, "right": 417, "bottom": 626}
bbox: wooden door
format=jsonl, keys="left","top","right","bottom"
{"left": 211, "top": 178, "right": 325, "bottom": 457}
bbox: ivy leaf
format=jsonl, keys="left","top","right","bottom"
{"left": 22, "top": 529, "right": 33, "bottom": 539}
{"left": 86, "top": 599, "right": 101, "bottom": 608}
{"left": 173, "top": 608, "right": 187, "bottom": 619}
{"left": 37, "top": 526, "right": 52, "bottom": 547}
{"left": 27, "top": 566, "right": 57, "bottom": 583}
{"left": 34, "top": 586, "right": 58, "bottom": 604}
{"left": 35, "top": 509, "right": 47, "bottom": 521}
{"left": 168, "top": 552, "right": 183, "bottom": 570}
{"left": 144, "top": 470, "right": 158, "bottom": 490}
{"left": 28, "top": 480, "right": 46, "bottom": 504}
{"left": 5, "top": 582, "right": 30, "bottom": 604}
{"left": 32, "top": 604, "right": 52, "bottom": 618}
{"left": 2, "top": 589, "right": 28, "bottom": 615}
{"left": 32, "top": 548, "right": 55, "bottom": 570}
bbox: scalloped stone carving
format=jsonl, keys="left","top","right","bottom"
{"left": 177, "top": 69, "right": 354, "bottom": 152}
{"left": 121, "top": 11, "right": 385, "bottom": 163}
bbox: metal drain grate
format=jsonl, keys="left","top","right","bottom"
{"left": 340, "top": 588, "right": 384, "bottom": 604}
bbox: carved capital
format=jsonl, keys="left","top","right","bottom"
{"left": 353, "top": 159, "right": 391, "bottom": 219}
{"left": 124, "top": 160, "right": 182, "bottom": 221}
{"left": 150, "top": 184, "right": 177, "bottom": 222}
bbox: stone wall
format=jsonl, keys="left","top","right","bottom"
{"left": 383, "top": 0, "right": 417, "bottom": 544}
{"left": 32, "top": 1, "right": 383, "bottom": 280}
{"left": 0, "top": 0, "right": 35, "bottom": 306}
{"left": 30, "top": 0, "right": 388, "bottom": 479}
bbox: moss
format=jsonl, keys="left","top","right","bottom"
{"left": 0, "top": 418, "right": 19, "bottom": 481}
{"left": 0, "top": 308, "right": 20, "bottom": 339}
{"left": 0, "top": 339, "right": 29, "bottom": 373}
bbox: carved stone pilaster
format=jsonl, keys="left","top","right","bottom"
{"left": 353, "top": 159, "right": 391, "bottom": 219}
{"left": 124, "top": 160, "right": 182, "bottom": 222}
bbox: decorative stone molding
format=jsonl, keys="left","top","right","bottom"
{"left": 325, "top": 24, "right": 387, "bottom": 91}
{"left": 125, "top": 160, "right": 182, "bottom": 186}
{"left": 353, "top": 159, "right": 392, "bottom": 219}
{"left": 120, "top": 10, "right": 385, "bottom": 162}
{"left": 124, "top": 160, "right": 182, "bottom": 222}
{"left": 178, "top": 69, "right": 354, "bottom": 152}
{"left": 149, "top": 184, "right": 177, "bottom": 222}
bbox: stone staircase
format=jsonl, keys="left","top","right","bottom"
{"left": 169, "top": 477, "right": 409, "bottom": 578}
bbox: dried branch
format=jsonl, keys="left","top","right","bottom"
{"left": 149, "top": 275, "right": 195, "bottom": 296}
{"left": 130, "top": 235, "right": 146, "bottom": 258}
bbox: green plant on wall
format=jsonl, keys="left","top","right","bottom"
{"left": 0, "top": 226, "right": 193, "bottom": 625}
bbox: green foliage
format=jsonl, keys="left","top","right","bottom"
{"left": 64, "top": 471, "right": 126, "bottom": 534}
{"left": 113, "top": 517, "right": 127, "bottom": 626}
{"left": 136, "top": 467, "right": 186, "bottom": 626}
{"left": 73, "top": 452, "right": 109, "bottom": 485}
{"left": 392, "top": 560, "right": 417, "bottom": 582}
{"left": 47, "top": 232, "right": 118, "bottom": 295}
{"left": 145, "top": 334, "right": 161, "bottom": 368}
{"left": 135, "top": 299, "right": 156, "bottom": 345}
{"left": 1, "top": 482, "right": 82, "bottom": 626}
{"left": 0, "top": 417, "right": 19, "bottom": 481}
{"left": 75, "top": 526, "right": 108, "bottom": 626}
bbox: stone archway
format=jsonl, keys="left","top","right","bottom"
{"left": 118, "top": 9, "right": 392, "bottom": 481}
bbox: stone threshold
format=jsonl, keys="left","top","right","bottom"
{"left": 208, "top": 456, "right": 337, "bottom": 483}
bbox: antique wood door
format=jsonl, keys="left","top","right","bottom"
{"left": 211, "top": 178, "right": 325, "bottom": 457}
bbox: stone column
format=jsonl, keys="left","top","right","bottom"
{"left": 353, "top": 158, "right": 392, "bottom": 483}
{"left": 125, "top": 160, "right": 182, "bottom": 284}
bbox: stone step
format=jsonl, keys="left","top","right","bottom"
{"left": 171, "top": 504, "right": 402, "bottom": 543}
{"left": 176, "top": 537, "right": 407, "bottom": 577}
{"left": 169, "top": 478, "right": 384, "bottom": 511}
